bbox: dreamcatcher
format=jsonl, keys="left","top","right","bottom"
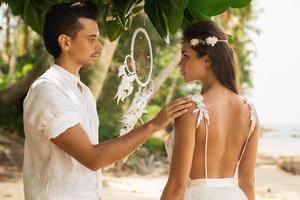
{"left": 114, "top": 27, "right": 154, "bottom": 137}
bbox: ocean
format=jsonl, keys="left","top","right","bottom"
{"left": 259, "top": 123, "right": 300, "bottom": 157}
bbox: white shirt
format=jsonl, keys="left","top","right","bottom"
{"left": 23, "top": 64, "right": 102, "bottom": 200}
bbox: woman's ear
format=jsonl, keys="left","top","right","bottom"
{"left": 203, "top": 55, "right": 212, "bottom": 66}
{"left": 58, "top": 34, "right": 71, "bottom": 51}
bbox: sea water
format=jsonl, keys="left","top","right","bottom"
{"left": 258, "top": 123, "right": 300, "bottom": 157}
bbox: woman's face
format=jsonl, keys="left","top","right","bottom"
{"left": 178, "top": 43, "right": 209, "bottom": 83}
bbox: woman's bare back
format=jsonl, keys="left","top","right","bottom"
{"left": 189, "top": 92, "right": 254, "bottom": 179}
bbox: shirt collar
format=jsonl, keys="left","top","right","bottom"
{"left": 51, "top": 64, "right": 81, "bottom": 86}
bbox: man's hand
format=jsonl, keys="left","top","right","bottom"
{"left": 150, "top": 96, "right": 193, "bottom": 131}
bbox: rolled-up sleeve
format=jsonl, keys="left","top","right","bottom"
{"left": 25, "top": 81, "right": 80, "bottom": 139}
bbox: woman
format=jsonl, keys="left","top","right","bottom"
{"left": 161, "top": 21, "right": 260, "bottom": 200}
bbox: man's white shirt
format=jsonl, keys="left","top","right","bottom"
{"left": 23, "top": 64, "right": 102, "bottom": 200}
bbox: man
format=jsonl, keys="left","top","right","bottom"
{"left": 23, "top": 1, "right": 192, "bottom": 199}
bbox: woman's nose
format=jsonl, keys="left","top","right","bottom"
{"left": 178, "top": 59, "right": 184, "bottom": 69}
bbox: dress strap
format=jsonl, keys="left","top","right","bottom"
{"left": 237, "top": 96, "right": 258, "bottom": 165}
{"left": 204, "top": 120, "right": 209, "bottom": 179}
{"left": 192, "top": 94, "right": 210, "bottom": 180}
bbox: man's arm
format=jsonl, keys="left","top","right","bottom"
{"left": 51, "top": 97, "right": 193, "bottom": 171}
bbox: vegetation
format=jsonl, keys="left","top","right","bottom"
{"left": 0, "top": 0, "right": 258, "bottom": 154}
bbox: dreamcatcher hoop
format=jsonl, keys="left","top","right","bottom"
{"left": 130, "top": 27, "right": 153, "bottom": 88}
{"left": 112, "top": 27, "right": 154, "bottom": 164}
{"left": 114, "top": 27, "right": 154, "bottom": 133}
{"left": 124, "top": 54, "right": 134, "bottom": 74}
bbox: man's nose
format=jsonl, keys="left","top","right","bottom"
{"left": 96, "top": 40, "right": 102, "bottom": 52}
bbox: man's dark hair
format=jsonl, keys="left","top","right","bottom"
{"left": 43, "top": 1, "right": 99, "bottom": 58}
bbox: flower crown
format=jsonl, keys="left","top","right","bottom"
{"left": 190, "top": 36, "right": 227, "bottom": 47}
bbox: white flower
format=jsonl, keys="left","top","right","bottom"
{"left": 206, "top": 36, "right": 218, "bottom": 46}
{"left": 191, "top": 94, "right": 210, "bottom": 127}
{"left": 191, "top": 94, "right": 203, "bottom": 103}
{"left": 190, "top": 39, "right": 199, "bottom": 46}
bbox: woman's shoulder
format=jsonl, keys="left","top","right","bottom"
{"left": 239, "top": 95, "right": 256, "bottom": 110}
{"left": 175, "top": 94, "right": 210, "bottom": 128}
{"left": 238, "top": 95, "right": 259, "bottom": 132}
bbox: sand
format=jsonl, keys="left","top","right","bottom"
{"left": 1, "top": 164, "right": 300, "bottom": 200}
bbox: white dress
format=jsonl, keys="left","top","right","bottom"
{"left": 165, "top": 95, "right": 257, "bottom": 200}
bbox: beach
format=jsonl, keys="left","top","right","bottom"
{"left": 1, "top": 124, "right": 300, "bottom": 199}
{"left": 1, "top": 164, "right": 300, "bottom": 200}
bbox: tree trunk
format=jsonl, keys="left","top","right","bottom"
{"left": 0, "top": 69, "right": 3, "bottom": 79}
{"left": 0, "top": 52, "right": 49, "bottom": 105}
{"left": 23, "top": 25, "right": 31, "bottom": 54}
{"left": 7, "top": 18, "right": 21, "bottom": 86}
{"left": 88, "top": 38, "right": 120, "bottom": 100}
{"left": 5, "top": 7, "right": 10, "bottom": 56}
{"left": 151, "top": 51, "right": 181, "bottom": 96}
{"left": 164, "top": 71, "right": 179, "bottom": 104}
{"left": 0, "top": 49, "right": 3, "bottom": 78}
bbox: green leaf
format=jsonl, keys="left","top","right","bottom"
{"left": 91, "top": 0, "right": 108, "bottom": 7}
{"left": 227, "top": 34, "right": 234, "bottom": 44}
{"left": 230, "top": 0, "right": 252, "bottom": 8}
{"left": 112, "top": 0, "right": 141, "bottom": 28}
{"left": 188, "top": 0, "right": 229, "bottom": 16}
{"left": 8, "top": 0, "right": 46, "bottom": 35}
{"left": 125, "top": 0, "right": 144, "bottom": 19}
{"left": 181, "top": 8, "right": 194, "bottom": 29}
{"left": 167, "top": 6, "right": 183, "bottom": 34}
{"left": 5, "top": 0, "right": 64, "bottom": 35}
{"left": 170, "top": 0, "right": 188, "bottom": 10}
{"left": 124, "top": 16, "right": 132, "bottom": 29}
{"left": 111, "top": 0, "right": 132, "bottom": 26}
{"left": 36, "top": 0, "right": 62, "bottom": 5}
{"left": 105, "top": 19, "right": 124, "bottom": 41}
{"left": 162, "top": 0, "right": 183, "bottom": 34}
{"left": 102, "top": 0, "right": 112, "bottom": 5}
{"left": 23, "top": 1, "right": 45, "bottom": 35}
{"left": 187, "top": 4, "right": 211, "bottom": 21}
{"left": 130, "top": 4, "right": 144, "bottom": 15}
{"left": 4, "top": 0, "right": 23, "bottom": 16}
{"left": 144, "top": 0, "right": 169, "bottom": 43}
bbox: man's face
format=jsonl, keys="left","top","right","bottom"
{"left": 68, "top": 18, "right": 102, "bottom": 67}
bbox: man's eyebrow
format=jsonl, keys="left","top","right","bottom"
{"left": 86, "top": 34, "right": 98, "bottom": 38}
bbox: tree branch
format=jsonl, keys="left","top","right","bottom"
{"left": 0, "top": 52, "right": 49, "bottom": 105}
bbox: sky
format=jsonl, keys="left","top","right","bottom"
{"left": 248, "top": 0, "right": 300, "bottom": 125}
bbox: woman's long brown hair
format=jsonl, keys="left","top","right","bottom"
{"left": 182, "top": 21, "right": 239, "bottom": 94}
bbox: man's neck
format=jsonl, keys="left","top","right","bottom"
{"left": 55, "top": 56, "right": 81, "bottom": 76}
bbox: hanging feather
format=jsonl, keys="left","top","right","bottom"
{"left": 120, "top": 83, "right": 153, "bottom": 135}
{"left": 114, "top": 70, "right": 135, "bottom": 104}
